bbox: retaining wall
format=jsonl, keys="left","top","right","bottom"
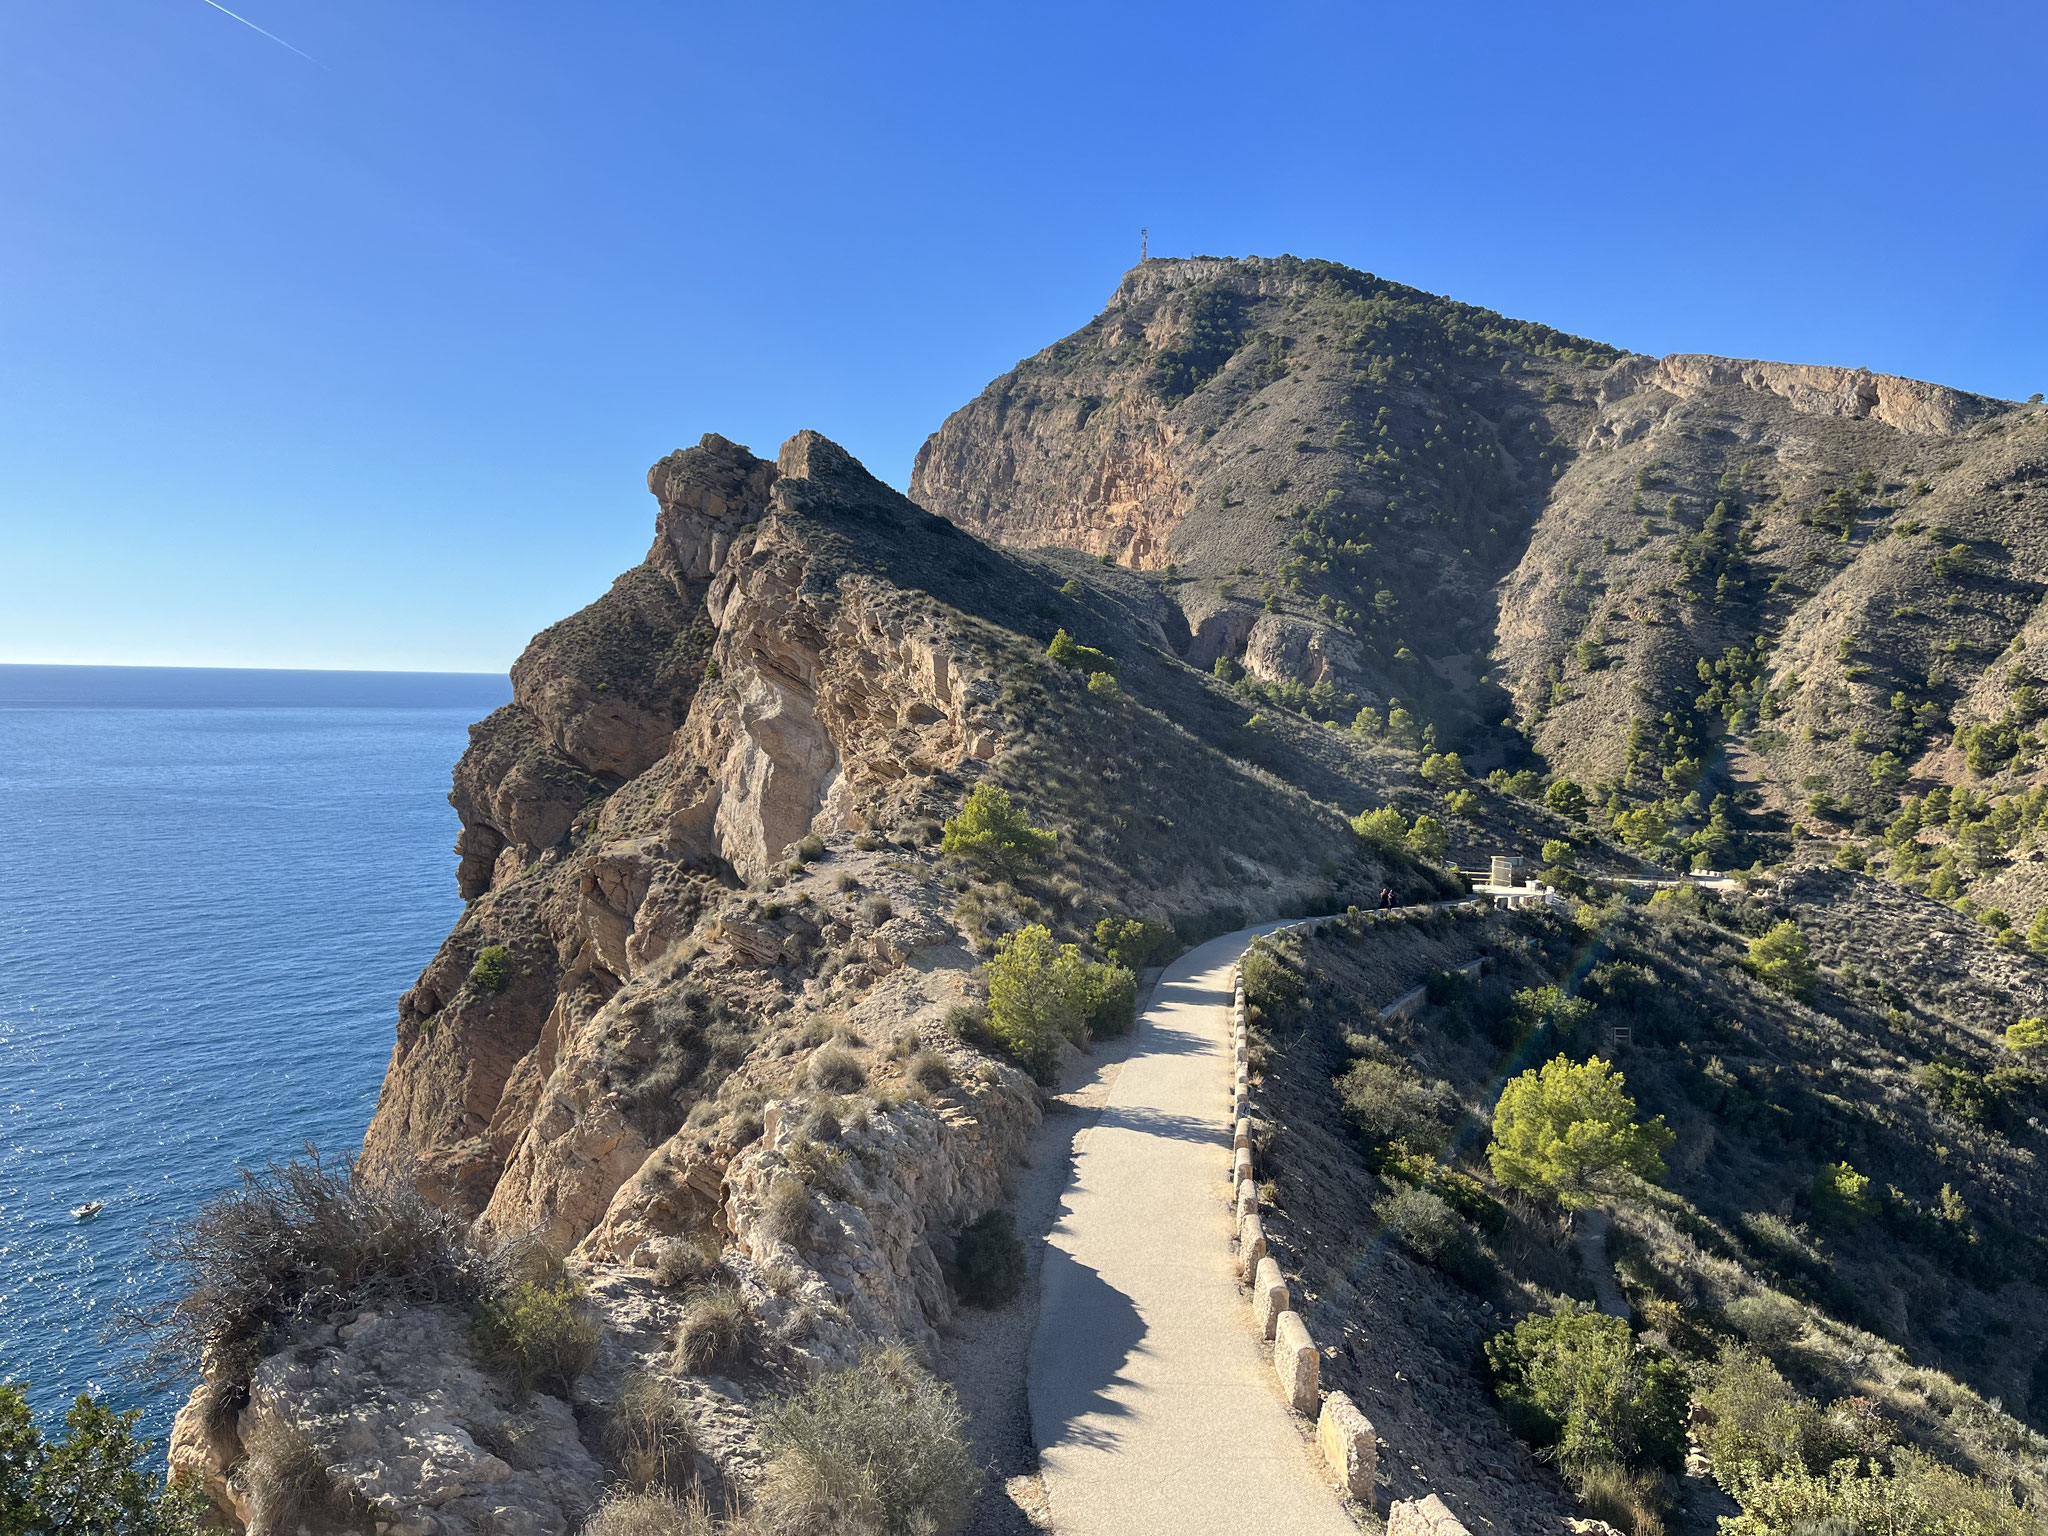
{"left": 1227, "top": 904, "right": 1483, "bottom": 1535}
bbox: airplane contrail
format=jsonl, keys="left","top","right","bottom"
{"left": 196, "top": 0, "right": 322, "bottom": 64}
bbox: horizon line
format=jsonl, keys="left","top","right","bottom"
{"left": 0, "top": 660, "right": 509, "bottom": 678}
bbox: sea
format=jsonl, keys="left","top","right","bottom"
{"left": 0, "top": 664, "right": 510, "bottom": 1445}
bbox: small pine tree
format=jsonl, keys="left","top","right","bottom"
{"left": 1350, "top": 806, "right": 1408, "bottom": 852}
{"left": 2005, "top": 1016, "right": 2048, "bottom": 1053}
{"left": 0, "top": 1387, "right": 207, "bottom": 1536}
{"left": 1488, "top": 1055, "right": 1672, "bottom": 1208}
{"left": 1406, "top": 814, "right": 1448, "bottom": 862}
{"left": 2027, "top": 909, "right": 2048, "bottom": 957}
{"left": 940, "top": 786, "right": 1056, "bottom": 877}
{"left": 1747, "top": 921, "right": 1816, "bottom": 997}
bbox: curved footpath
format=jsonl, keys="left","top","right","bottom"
{"left": 1027, "top": 921, "right": 1357, "bottom": 1536}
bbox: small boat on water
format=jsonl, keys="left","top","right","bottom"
{"left": 71, "top": 1201, "right": 104, "bottom": 1221}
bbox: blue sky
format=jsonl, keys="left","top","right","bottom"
{"left": 2, "top": 1, "right": 2042, "bottom": 672}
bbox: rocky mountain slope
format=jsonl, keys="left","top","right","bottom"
{"left": 915, "top": 255, "right": 2048, "bottom": 890}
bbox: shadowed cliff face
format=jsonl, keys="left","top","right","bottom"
{"left": 914, "top": 254, "right": 2044, "bottom": 848}
{"left": 363, "top": 432, "right": 1016, "bottom": 1236}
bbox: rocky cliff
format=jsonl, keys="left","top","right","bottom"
{"left": 175, "top": 418, "right": 1425, "bottom": 1533}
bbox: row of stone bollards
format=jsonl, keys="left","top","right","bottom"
{"left": 1229, "top": 921, "right": 1481, "bottom": 1535}
{"left": 1228, "top": 962, "right": 1378, "bottom": 1505}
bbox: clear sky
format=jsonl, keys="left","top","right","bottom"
{"left": 2, "top": 2, "right": 2043, "bottom": 673}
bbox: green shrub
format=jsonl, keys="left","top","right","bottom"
{"left": 1094, "top": 914, "right": 1173, "bottom": 969}
{"left": 953, "top": 1210, "right": 1026, "bottom": 1307}
{"left": 1484, "top": 1302, "right": 1688, "bottom": 1473}
{"left": 604, "top": 1371, "right": 698, "bottom": 1493}
{"left": 810, "top": 1046, "right": 868, "bottom": 1093}
{"left": 1240, "top": 939, "right": 1304, "bottom": 1025}
{"left": 939, "top": 785, "right": 1056, "bottom": 877}
{"left": 1336, "top": 1060, "right": 1455, "bottom": 1152}
{"left": 1747, "top": 920, "right": 1816, "bottom": 996}
{"left": 1086, "top": 670, "right": 1119, "bottom": 698}
{"left": 0, "top": 1386, "right": 208, "bottom": 1536}
{"left": 983, "top": 924, "right": 1125, "bottom": 1081}
{"left": 129, "top": 1147, "right": 482, "bottom": 1389}
{"left": 754, "top": 1346, "right": 980, "bottom": 1536}
{"left": 2005, "top": 1016, "right": 2048, "bottom": 1053}
{"left": 471, "top": 943, "right": 512, "bottom": 992}
{"left": 1487, "top": 1055, "right": 1672, "bottom": 1208}
{"left": 1810, "top": 1161, "right": 1877, "bottom": 1228}
{"left": 1694, "top": 1347, "right": 1830, "bottom": 1491}
{"left": 1374, "top": 1146, "right": 1508, "bottom": 1235}
{"left": 471, "top": 1260, "right": 601, "bottom": 1398}
{"left": 1376, "top": 1186, "right": 1485, "bottom": 1286}
{"left": 795, "top": 833, "right": 827, "bottom": 863}
{"left": 1722, "top": 1446, "right": 2034, "bottom": 1536}
{"left": 1080, "top": 961, "right": 1138, "bottom": 1039}
{"left": 671, "top": 1284, "right": 755, "bottom": 1373}
{"left": 1046, "top": 627, "right": 1116, "bottom": 675}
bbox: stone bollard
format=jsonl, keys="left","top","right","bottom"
{"left": 1234, "top": 1147, "right": 1253, "bottom": 1187}
{"left": 1238, "top": 1212, "right": 1265, "bottom": 1276}
{"left": 1316, "top": 1391, "right": 1378, "bottom": 1501}
{"left": 1273, "top": 1310, "right": 1319, "bottom": 1415}
{"left": 1387, "top": 1495, "right": 1471, "bottom": 1535}
{"left": 1237, "top": 1177, "right": 1258, "bottom": 1220}
{"left": 1234, "top": 1116, "right": 1252, "bottom": 1151}
{"left": 1253, "top": 1255, "right": 1288, "bottom": 1339}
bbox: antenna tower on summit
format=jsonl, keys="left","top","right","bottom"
{"left": 1141, "top": 227, "right": 1148, "bottom": 262}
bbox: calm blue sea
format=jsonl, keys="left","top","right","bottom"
{"left": 0, "top": 665, "right": 509, "bottom": 1442}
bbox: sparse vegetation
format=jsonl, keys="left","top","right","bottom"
{"left": 240, "top": 1411, "right": 371, "bottom": 1534}
{"left": 127, "top": 1146, "right": 483, "bottom": 1389}
{"left": 952, "top": 1210, "right": 1026, "bottom": 1307}
{"left": 672, "top": 1284, "right": 755, "bottom": 1374}
{"left": 471, "top": 1253, "right": 602, "bottom": 1398}
{"left": 752, "top": 1347, "right": 980, "bottom": 1536}
{"left": 471, "top": 943, "right": 512, "bottom": 992}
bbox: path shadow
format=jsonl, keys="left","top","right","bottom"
{"left": 1095, "top": 1103, "right": 1229, "bottom": 1148}
{"left": 1028, "top": 1244, "right": 1147, "bottom": 1457}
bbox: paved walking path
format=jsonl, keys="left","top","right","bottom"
{"left": 1027, "top": 924, "right": 1356, "bottom": 1536}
